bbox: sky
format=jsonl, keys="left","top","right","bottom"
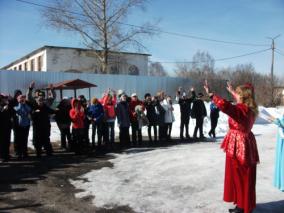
{"left": 0, "top": 0, "right": 284, "bottom": 77}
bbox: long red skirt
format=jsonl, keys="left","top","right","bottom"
{"left": 223, "top": 155, "right": 257, "bottom": 213}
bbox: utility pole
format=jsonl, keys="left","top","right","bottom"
{"left": 267, "top": 34, "right": 281, "bottom": 106}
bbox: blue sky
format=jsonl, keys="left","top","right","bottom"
{"left": 0, "top": 0, "right": 284, "bottom": 77}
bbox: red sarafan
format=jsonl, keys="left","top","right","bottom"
{"left": 213, "top": 94, "right": 259, "bottom": 213}
{"left": 214, "top": 95, "right": 259, "bottom": 166}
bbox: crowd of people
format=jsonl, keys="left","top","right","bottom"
{"left": 0, "top": 81, "right": 221, "bottom": 162}
{"left": 0, "top": 80, "right": 283, "bottom": 213}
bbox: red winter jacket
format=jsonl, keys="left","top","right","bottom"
{"left": 101, "top": 95, "right": 117, "bottom": 120}
{"left": 129, "top": 99, "right": 144, "bottom": 122}
{"left": 69, "top": 98, "right": 85, "bottom": 129}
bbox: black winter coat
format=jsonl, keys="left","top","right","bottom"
{"left": 155, "top": 101, "right": 165, "bottom": 125}
{"left": 55, "top": 99, "right": 72, "bottom": 125}
{"left": 31, "top": 104, "right": 55, "bottom": 133}
{"left": 144, "top": 100, "right": 158, "bottom": 125}
{"left": 191, "top": 99, "right": 207, "bottom": 119}
{"left": 0, "top": 105, "right": 13, "bottom": 131}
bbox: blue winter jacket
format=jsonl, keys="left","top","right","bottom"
{"left": 14, "top": 103, "right": 31, "bottom": 127}
{"left": 88, "top": 103, "right": 104, "bottom": 124}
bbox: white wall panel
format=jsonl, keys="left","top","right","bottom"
{"left": 0, "top": 70, "right": 190, "bottom": 102}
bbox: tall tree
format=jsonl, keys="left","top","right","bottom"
{"left": 175, "top": 51, "right": 215, "bottom": 77}
{"left": 191, "top": 50, "right": 215, "bottom": 73}
{"left": 148, "top": 62, "right": 168, "bottom": 76}
{"left": 174, "top": 51, "right": 215, "bottom": 92}
{"left": 42, "top": 0, "right": 158, "bottom": 73}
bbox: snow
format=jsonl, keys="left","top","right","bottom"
{"left": 68, "top": 104, "right": 284, "bottom": 213}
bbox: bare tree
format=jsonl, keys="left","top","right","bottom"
{"left": 174, "top": 51, "right": 215, "bottom": 93}
{"left": 175, "top": 51, "right": 215, "bottom": 76}
{"left": 148, "top": 62, "right": 168, "bottom": 76}
{"left": 191, "top": 50, "right": 215, "bottom": 73}
{"left": 216, "top": 64, "right": 280, "bottom": 106}
{"left": 42, "top": 0, "right": 158, "bottom": 73}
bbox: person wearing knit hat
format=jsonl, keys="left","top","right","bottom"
{"left": 117, "top": 89, "right": 125, "bottom": 98}
{"left": 88, "top": 96, "right": 105, "bottom": 149}
{"left": 129, "top": 93, "right": 144, "bottom": 146}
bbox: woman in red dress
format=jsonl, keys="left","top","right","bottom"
{"left": 204, "top": 81, "right": 259, "bottom": 213}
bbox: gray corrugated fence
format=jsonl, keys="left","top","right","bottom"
{"left": 0, "top": 70, "right": 191, "bottom": 101}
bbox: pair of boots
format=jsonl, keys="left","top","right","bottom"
{"left": 229, "top": 206, "right": 244, "bottom": 213}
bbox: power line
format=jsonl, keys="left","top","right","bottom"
{"left": 157, "top": 48, "right": 271, "bottom": 64}
{"left": 117, "top": 22, "right": 269, "bottom": 47}
{"left": 15, "top": 0, "right": 269, "bottom": 47}
{"left": 275, "top": 49, "right": 284, "bottom": 57}
{"left": 276, "top": 49, "right": 284, "bottom": 54}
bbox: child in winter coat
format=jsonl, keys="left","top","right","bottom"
{"left": 69, "top": 98, "right": 85, "bottom": 154}
{"left": 163, "top": 96, "right": 175, "bottom": 140}
{"left": 14, "top": 95, "right": 31, "bottom": 159}
{"left": 101, "top": 92, "right": 117, "bottom": 149}
{"left": 88, "top": 97, "right": 104, "bottom": 149}
{"left": 135, "top": 104, "right": 149, "bottom": 129}
{"left": 129, "top": 93, "right": 144, "bottom": 146}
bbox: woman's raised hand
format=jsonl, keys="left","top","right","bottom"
{"left": 204, "top": 80, "right": 211, "bottom": 95}
{"left": 226, "top": 81, "right": 234, "bottom": 94}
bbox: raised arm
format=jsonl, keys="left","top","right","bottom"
{"left": 46, "top": 84, "right": 56, "bottom": 107}
{"left": 204, "top": 80, "right": 246, "bottom": 122}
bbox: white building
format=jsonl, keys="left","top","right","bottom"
{"left": 1, "top": 46, "right": 150, "bottom": 75}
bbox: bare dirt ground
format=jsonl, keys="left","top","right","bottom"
{"left": 0, "top": 146, "right": 137, "bottom": 213}
{"left": 0, "top": 139, "right": 188, "bottom": 213}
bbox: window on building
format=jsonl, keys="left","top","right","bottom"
{"left": 19, "top": 65, "right": 22, "bottom": 70}
{"left": 30, "top": 59, "right": 34, "bottom": 71}
{"left": 24, "top": 62, "right": 28, "bottom": 70}
{"left": 13, "top": 67, "right": 17, "bottom": 70}
{"left": 37, "top": 55, "right": 42, "bottom": 71}
{"left": 128, "top": 65, "right": 139, "bottom": 75}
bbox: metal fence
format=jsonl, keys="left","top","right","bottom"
{"left": 0, "top": 70, "right": 191, "bottom": 101}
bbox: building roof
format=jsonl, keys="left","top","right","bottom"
{"left": 46, "top": 78, "right": 97, "bottom": 90}
{"left": 1, "top": 45, "right": 151, "bottom": 69}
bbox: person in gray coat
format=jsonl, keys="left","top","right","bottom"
{"left": 116, "top": 93, "right": 130, "bottom": 147}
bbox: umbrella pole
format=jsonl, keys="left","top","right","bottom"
{"left": 89, "top": 88, "right": 91, "bottom": 102}
{"left": 60, "top": 89, "right": 63, "bottom": 100}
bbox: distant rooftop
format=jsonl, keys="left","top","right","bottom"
{"left": 1, "top": 45, "right": 151, "bottom": 69}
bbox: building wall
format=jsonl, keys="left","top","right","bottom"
{"left": 45, "top": 47, "right": 148, "bottom": 75}
{"left": 6, "top": 50, "right": 46, "bottom": 72}
{"left": 0, "top": 70, "right": 189, "bottom": 102}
